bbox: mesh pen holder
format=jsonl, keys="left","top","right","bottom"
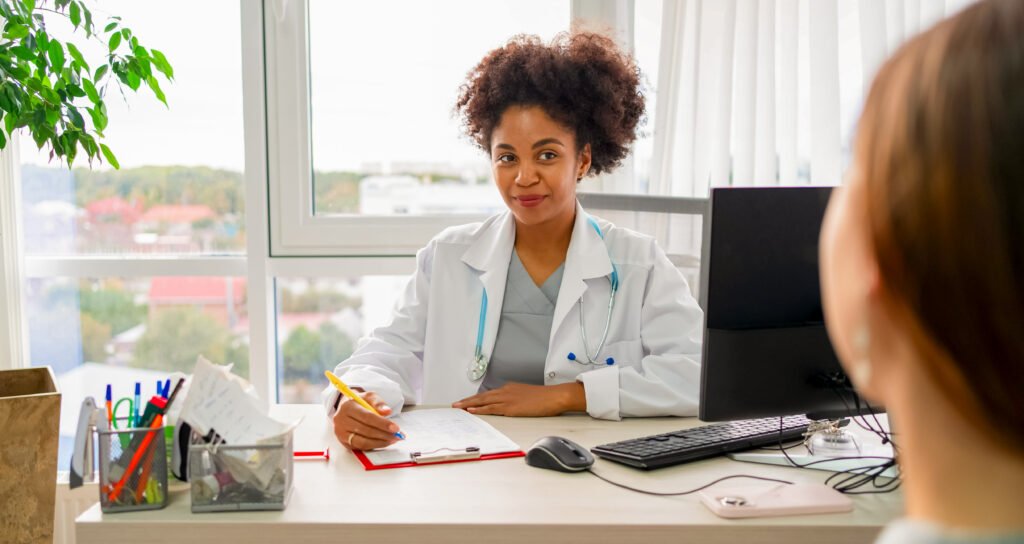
{"left": 97, "top": 422, "right": 169, "bottom": 513}
{"left": 188, "top": 430, "right": 293, "bottom": 512}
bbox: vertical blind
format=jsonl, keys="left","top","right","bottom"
{"left": 648, "top": 0, "right": 978, "bottom": 197}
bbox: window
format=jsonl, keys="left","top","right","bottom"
{"left": 15, "top": 0, "right": 246, "bottom": 468}
{"left": 275, "top": 276, "right": 407, "bottom": 403}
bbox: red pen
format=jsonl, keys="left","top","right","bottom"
{"left": 294, "top": 448, "right": 330, "bottom": 461}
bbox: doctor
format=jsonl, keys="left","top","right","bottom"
{"left": 325, "top": 31, "right": 704, "bottom": 451}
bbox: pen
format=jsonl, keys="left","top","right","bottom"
{"left": 105, "top": 384, "right": 113, "bottom": 429}
{"left": 324, "top": 370, "right": 405, "bottom": 439}
{"left": 162, "top": 378, "right": 171, "bottom": 398}
{"left": 133, "top": 382, "right": 141, "bottom": 427}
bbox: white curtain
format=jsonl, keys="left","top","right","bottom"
{"left": 649, "top": 0, "right": 976, "bottom": 197}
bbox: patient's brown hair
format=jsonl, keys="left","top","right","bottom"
{"left": 855, "top": 0, "right": 1024, "bottom": 452}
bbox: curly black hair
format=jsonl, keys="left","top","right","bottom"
{"left": 455, "top": 31, "right": 645, "bottom": 176}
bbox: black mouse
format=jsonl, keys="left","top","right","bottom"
{"left": 525, "top": 436, "right": 594, "bottom": 472}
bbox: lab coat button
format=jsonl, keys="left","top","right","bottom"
{"left": 547, "top": 371, "right": 556, "bottom": 378}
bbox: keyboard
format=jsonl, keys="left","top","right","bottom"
{"left": 591, "top": 415, "right": 813, "bottom": 470}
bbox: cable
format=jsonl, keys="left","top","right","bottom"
{"left": 774, "top": 416, "right": 902, "bottom": 495}
{"left": 585, "top": 471, "right": 794, "bottom": 496}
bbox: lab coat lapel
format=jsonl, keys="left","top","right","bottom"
{"left": 460, "top": 212, "right": 515, "bottom": 366}
{"left": 550, "top": 202, "right": 614, "bottom": 347}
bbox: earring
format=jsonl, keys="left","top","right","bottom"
{"left": 848, "top": 324, "right": 872, "bottom": 389}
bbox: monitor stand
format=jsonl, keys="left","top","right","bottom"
{"left": 728, "top": 425, "right": 898, "bottom": 478}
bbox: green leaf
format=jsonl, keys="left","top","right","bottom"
{"left": 125, "top": 70, "right": 140, "bottom": 91}
{"left": 4, "top": 112, "right": 15, "bottom": 134}
{"left": 99, "top": 142, "right": 118, "bottom": 169}
{"left": 5, "top": 24, "right": 30, "bottom": 39}
{"left": 21, "top": 0, "right": 35, "bottom": 14}
{"left": 104, "top": 21, "right": 118, "bottom": 33}
{"left": 146, "top": 75, "right": 166, "bottom": 105}
{"left": 66, "top": 84, "right": 86, "bottom": 98}
{"left": 66, "top": 43, "right": 89, "bottom": 71}
{"left": 94, "top": 64, "right": 108, "bottom": 82}
{"left": 0, "top": 123, "right": 7, "bottom": 149}
{"left": 120, "top": 28, "right": 132, "bottom": 42}
{"left": 68, "top": 107, "right": 85, "bottom": 130}
{"left": 47, "top": 41, "right": 65, "bottom": 70}
{"left": 82, "top": 79, "right": 99, "bottom": 103}
{"left": 88, "top": 102, "right": 107, "bottom": 131}
{"left": 69, "top": 1, "right": 81, "bottom": 28}
{"left": 108, "top": 32, "right": 121, "bottom": 52}
{"left": 83, "top": 6, "right": 93, "bottom": 36}
{"left": 40, "top": 87, "right": 60, "bottom": 104}
{"left": 150, "top": 49, "right": 173, "bottom": 79}
{"left": 11, "top": 46, "right": 34, "bottom": 61}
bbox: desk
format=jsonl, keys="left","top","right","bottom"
{"left": 76, "top": 405, "right": 902, "bottom": 544}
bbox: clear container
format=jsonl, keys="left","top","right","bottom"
{"left": 188, "top": 430, "right": 293, "bottom": 512}
{"left": 97, "top": 422, "right": 169, "bottom": 513}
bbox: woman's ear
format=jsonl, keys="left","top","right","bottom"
{"left": 577, "top": 143, "right": 592, "bottom": 181}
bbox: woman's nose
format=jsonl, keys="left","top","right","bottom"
{"left": 515, "top": 162, "right": 539, "bottom": 186}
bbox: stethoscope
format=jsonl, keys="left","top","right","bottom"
{"left": 467, "top": 217, "right": 620, "bottom": 381}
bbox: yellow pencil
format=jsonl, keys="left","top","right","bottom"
{"left": 325, "top": 370, "right": 405, "bottom": 439}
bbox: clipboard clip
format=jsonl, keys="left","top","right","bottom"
{"left": 410, "top": 446, "right": 481, "bottom": 464}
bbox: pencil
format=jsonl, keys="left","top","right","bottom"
{"left": 324, "top": 371, "right": 405, "bottom": 439}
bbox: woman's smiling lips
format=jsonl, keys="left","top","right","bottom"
{"left": 516, "top": 194, "right": 546, "bottom": 208}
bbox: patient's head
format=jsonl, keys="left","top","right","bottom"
{"left": 819, "top": 0, "right": 1024, "bottom": 453}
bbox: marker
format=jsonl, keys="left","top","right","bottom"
{"left": 133, "top": 382, "right": 141, "bottom": 427}
{"left": 105, "top": 384, "right": 113, "bottom": 428}
{"left": 324, "top": 371, "right": 405, "bottom": 439}
{"left": 294, "top": 448, "right": 330, "bottom": 461}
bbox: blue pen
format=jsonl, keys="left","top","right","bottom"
{"left": 163, "top": 378, "right": 171, "bottom": 398}
{"left": 133, "top": 382, "right": 141, "bottom": 427}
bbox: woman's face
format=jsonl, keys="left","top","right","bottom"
{"left": 489, "top": 105, "right": 591, "bottom": 230}
{"left": 819, "top": 168, "right": 883, "bottom": 398}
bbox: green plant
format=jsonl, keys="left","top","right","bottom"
{"left": 0, "top": 0, "right": 173, "bottom": 167}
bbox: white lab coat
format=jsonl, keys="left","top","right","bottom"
{"left": 322, "top": 201, "right": 703, "bottom": 420}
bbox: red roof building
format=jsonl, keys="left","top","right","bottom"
{"left": 148, "top": 277, "right": 247, "bottom": 326}
{"left": 138, "top": 205, "right": 217, "bottom": 224}
{"left": 86, "top": 196, "right": 142, "bottom": 224}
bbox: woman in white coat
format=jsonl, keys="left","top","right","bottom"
{"left": 326, "top": 31, "right": 704, "bottom": 451}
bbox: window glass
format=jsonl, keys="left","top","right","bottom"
{"left": 28, "top": 276, "right": 249, "bottom": 469}
{"left": 19, "top": 1, "right": 245, "bottom": 255}
{"left": 308, "top": 0, "right": 569, "bottom": 215}
{"left": 276, "top": 276, "right": 407, "bottom": 403}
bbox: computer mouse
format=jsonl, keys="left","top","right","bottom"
{"left": 525, "top": 436, "right": 595, "bottom": 472}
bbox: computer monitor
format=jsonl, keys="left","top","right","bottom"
{"left": 698, "top": 186, "right": 870, "bottom": 422}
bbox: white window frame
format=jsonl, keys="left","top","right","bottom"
{"left": 265, "top": 0, "right": 636, "bottom": 257}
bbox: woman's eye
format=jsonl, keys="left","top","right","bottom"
{"left": 538, "top": 151, "right": 557, "bottom": 160}
{"left": 496, "top": 154, "right": 516, "bottom": 163}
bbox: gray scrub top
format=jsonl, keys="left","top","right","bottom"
{"left": 479, "top": 248, "right": 564, "bottom": 392}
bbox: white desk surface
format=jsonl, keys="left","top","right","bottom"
{"left": 76, "top": 404, "right": 903, "bottom": 544}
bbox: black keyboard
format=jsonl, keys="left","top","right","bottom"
{"left": 591, "top": 415, "right": 812, "bottom": 470}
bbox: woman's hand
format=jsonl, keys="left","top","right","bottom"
{"left": 452, "top": 382, "right": 586, "bottom": 416}
{"left": 331, "top": 390, "right": 401, "bottom": 451}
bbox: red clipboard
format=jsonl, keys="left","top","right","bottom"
{"left": 353, "top": 449, "right": 524, "bottom": 470}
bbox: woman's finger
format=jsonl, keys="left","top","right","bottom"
{"left": 348, "top": 432, "right": 395, "bottom": 452}
{"left": 453, "top": 390, "right": 501, "bottom": 408}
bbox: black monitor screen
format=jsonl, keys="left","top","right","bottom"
{"left": 699, "top": 187, "right": 865, "bottom": 421}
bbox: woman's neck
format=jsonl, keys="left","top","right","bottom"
{"left": 886, "top": 358, "right": 1024, "bottom": 531}
{"left": 514, "top": 211, "right": 575, "bottom": 286}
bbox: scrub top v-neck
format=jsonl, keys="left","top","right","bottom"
{"left": 479, "top": 248, "right": 564, "bottom": 392}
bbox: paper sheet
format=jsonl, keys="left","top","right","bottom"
{"left": 362, "top": 408, "right": 521, "bottom": 466}
{"left": 179, "top": 356, "right": 298, "bottom": 445}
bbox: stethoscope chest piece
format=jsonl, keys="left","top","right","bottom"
{"left": 468, "top": 354, "right": 488, "bottom": 381}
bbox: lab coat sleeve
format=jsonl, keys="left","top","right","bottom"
{"left": 578, "top": 243, "right": 703, "bottom": 419}
{"left": 320, "top": 241, "right": 435, "bottom": 417}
